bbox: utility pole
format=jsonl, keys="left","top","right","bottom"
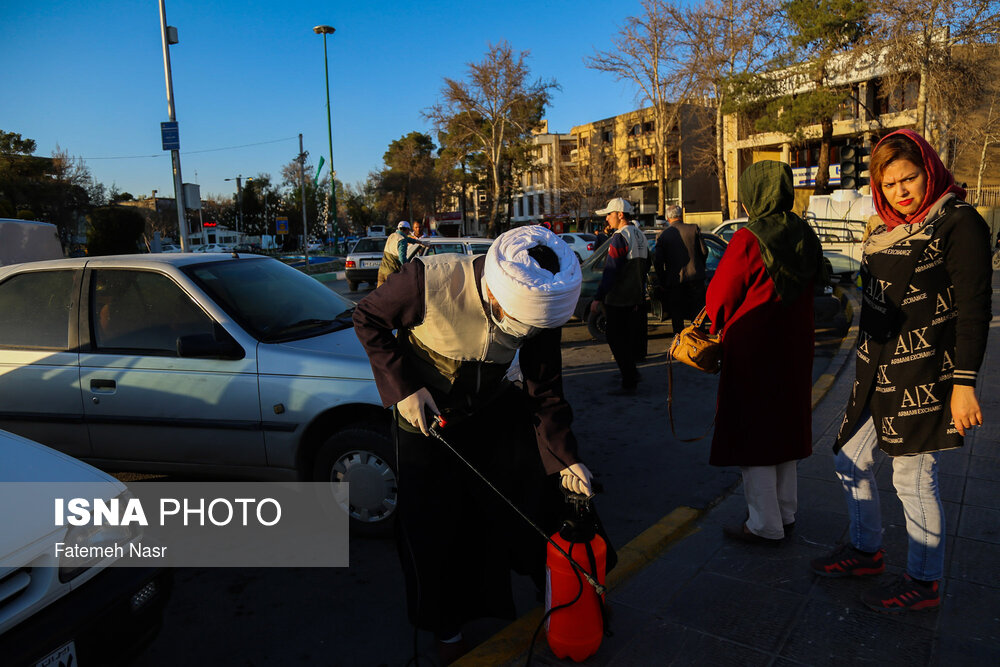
{"left": 158, "top": 0, "right": 189, "bottom": 250}
{"left": 299, "top": 133, "right": 309, "bottom": 267}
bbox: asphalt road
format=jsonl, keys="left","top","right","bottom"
{"left": 130, "top": 278, "right": 842, "bottom": 667}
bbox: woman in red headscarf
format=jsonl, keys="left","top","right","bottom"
{"left": 811, "top": 129, "right": 992, "bottom": 613}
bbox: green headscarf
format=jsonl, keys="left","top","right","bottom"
{"left": 738, "top": 160, "right": 824, "bottom": 303}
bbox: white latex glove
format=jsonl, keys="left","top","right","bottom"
{"left": 397, "top": 387, "right": 440, "bottom": 436}
{"left": 559, "top": 463, "right": 594, "bottom": 497}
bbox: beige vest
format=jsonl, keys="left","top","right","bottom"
{"left": 405, "top": 254, "right": 520, "bottom": 410}
{"left": 377, "top": 232, "right": 406, "bottom": 286}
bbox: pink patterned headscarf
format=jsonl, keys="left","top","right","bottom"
{"left": 871, "top": 129, "right": 966, "bottom": 230}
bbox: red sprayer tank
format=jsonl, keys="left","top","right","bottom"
{"left": 545, "top": 515, "right": 607, "bottom": 661}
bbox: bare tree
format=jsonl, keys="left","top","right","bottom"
{"left": 868, "top": 0, "right": 1000, "bottom": 158}
{"left": 559, "top": 140, "right": 623, "bottom": 227}
{"left": 668, "top": 0, "right": 783, "bottom": 216}
{"left": 587, "top": 0, "right": 698, "bottom": 217}
{"left": 427, "top": 42, "right": 557, "bottom": 237}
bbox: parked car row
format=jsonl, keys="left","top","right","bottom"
{"left": 344, "top": 236, "right": 494, "bottom": 291}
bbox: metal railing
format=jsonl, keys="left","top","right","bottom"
{"left": 966, "top": 185, "right": 1000, "bottom": 208}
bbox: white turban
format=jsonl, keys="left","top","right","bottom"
{"left": 483, "top": 226, "right": 582, "bottom": 328}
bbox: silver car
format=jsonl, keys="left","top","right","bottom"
{"left": 0, "top": 254, "right": 396, "bottom": 533}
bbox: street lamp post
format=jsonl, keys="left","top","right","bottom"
{"left": 313, "top": 25, "right": 337, "bottom": 249}
{"left": 158, "top": 0, "right": 189, "bottom": 250}
{"left": 224, "top": 175, "right": 249, "bottom": 239}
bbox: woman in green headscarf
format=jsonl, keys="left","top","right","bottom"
{"left": 705, "top": 160, "right": 824, "bottom": 545}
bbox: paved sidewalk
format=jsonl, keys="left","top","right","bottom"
{"left": 461, "top": 275, "right": 1000, "bottom": 666}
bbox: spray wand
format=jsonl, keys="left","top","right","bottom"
{"left": 427, "top": 415, "right": 607, "bottom": 597}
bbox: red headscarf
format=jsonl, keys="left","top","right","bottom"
{"left": 871, "top": 129, "right": 966, "bottom": 230}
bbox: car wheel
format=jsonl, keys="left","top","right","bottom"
{"left": 313, "top": 424, "right": 397, "bottom": 536}
{"left": 348, "top": 280, "right": 359, "bottom": 291}
{"left": 586, "top": 308, "right": 607, "bottom": 342}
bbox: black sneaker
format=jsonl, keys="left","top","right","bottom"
{"left": 861, "top": 574, "right": 940, "bottom": 613}
{"left": 810, "top": 543, "right": 886, "bottom": 578}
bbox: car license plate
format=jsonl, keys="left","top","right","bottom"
{"left": 36, "top": 640, "right": 77, "bottom": 667}
{"left": 361, "top": 260, "right": 380, "bottom": 268}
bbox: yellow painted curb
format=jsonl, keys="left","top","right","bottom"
{"left": 454, "top": 506, "right": 701, "bottom": 666}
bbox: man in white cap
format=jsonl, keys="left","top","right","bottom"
{"left": 354, "top": 226, "right": 593, "bottom": 663}
{"left": 591, "top": 197, "right": 649, "bottom": 395}
{"left": 377, "top": 220, "right": 426, "bottom": 287}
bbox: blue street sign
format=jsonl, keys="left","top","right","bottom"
{"left": 160, "top": 122, "right": 180, "bottom": 151}
{"left": 276, "top": 217, "right": 289, "bottom": 234}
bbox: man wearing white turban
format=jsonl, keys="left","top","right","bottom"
{"left": 353, "top": 225, "right": 593, "bottom": 663}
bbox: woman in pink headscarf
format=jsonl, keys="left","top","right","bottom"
{"left": 811, "top": 129, "right": 992, "bottom": 613}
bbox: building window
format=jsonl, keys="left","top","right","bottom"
{"left": 629, "top": 154, "right": 640, "bottom": 169}
{"left": 643, "top": 154, "right": 655, "bottom": 167}
{"left": 527, "top": 196, "right": 534, "bottom": 217}
{"left": 601, "top": 130, "right": 612, "bottom": 144}
{"left": 642, "top": 120, "right": 654, "bottom": 133}
{"left": 629, "top": 124, "right": 642, "bottom": 136}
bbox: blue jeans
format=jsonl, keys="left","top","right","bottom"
{"left": 835, "top": 417, "right": 945, "bottom": 581}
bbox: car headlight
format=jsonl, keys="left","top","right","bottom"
{"left": 59, "top": 489, "right": 143, "bottom": 583}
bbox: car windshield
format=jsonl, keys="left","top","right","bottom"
{"left": 577, "top": 233, "right": 596, "bottom": 241}
{"left": 183, "top": 258, "right": 356, "bottom": 342}
{"left": 352, "top": 238, "right": 385, "bottom": 253}
{"left": 469, "top": 243, "right": 492, "bottom": 255}
{"left": 427, "top": 243, "right": 465, "bottom": 255}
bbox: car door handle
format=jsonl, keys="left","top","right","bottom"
{"left": 90, "top": 379, "right": 117, "bottom": 392}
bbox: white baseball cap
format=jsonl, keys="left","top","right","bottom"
{"left": 595, "top": 198, "right": 634, "bottom": 215}
{"left": 397, "top": 221, "right": 411, "bottom": 230}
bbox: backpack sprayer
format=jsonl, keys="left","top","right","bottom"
{"left": 428, "top": 414, "right": 609, "bottom": 662}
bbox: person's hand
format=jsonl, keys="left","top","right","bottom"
{"left": 559, "top": 463, "right": 594, "bottom": 497}
{"left": 397, "top": 387, "right": 440, "bottom": 436}
{"left": 589, "top": 300, "right": 604, "bottom": 317}
{"left": 951, "top": 385, "right": 983, "bottom": 436}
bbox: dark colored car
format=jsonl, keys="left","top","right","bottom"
{"left": 232, "top": 243, "right": 264, "bottom": 254}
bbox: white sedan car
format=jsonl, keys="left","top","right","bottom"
{"left": 0, "top": 253, "right": 395, "bottom": 533}
{"left": 194, "top": 243, "right": 231, "bottom": 253}
{"left": 560, "top": 232, "right": 599, "bottom": 262}
{"left": 0, "top": 430, "right": 170, "bottom": 665}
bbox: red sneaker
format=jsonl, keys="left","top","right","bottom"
{"left": 861, "top": 574, "right": 940, "bottom": 613}
{"left": 810, "top": 543, "right": 886, "bottom": 577}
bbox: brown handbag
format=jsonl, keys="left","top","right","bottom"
{"left": 668, "top": 308, "right": 721, "bottom": 373}
{"left": 667, "top": 308, "right": 721, "bottom": 442}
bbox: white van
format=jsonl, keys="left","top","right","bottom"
{"left": 0, "top": 430, "right": 170, "bottom": 665}
{"left": 0, "top": 219, "right": 64, "bottom": 267}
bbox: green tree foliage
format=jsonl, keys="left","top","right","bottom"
{"left": 1, "top": 130, "right": 93, "bottom": 244}
{"left": 86, "top": 206, "right": 145, "bottom": 256}
{"left": 378, "top": 131, "right": 439, "bottom": 224}
{"left": 427, "top": 42, "right": 557, "bottom": 237}
{"left": 753, "top": 0, "right": 869, "bottom": 193}
{"left": 343, "top": 174, "right": 387, "bottom": 234}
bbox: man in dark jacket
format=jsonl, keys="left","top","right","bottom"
{"left": 591, "top": 198, "right": 649, "bottom": 395}
{"left": 654, "top": 205, "right": 707, "bottom": 334}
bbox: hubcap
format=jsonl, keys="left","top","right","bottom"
{"left": 330, "top": 450, "right": 397, "bottom": 523}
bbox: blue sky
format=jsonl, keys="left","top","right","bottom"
{"left": 1, "top": 0, "right": 649, "bottom": 203}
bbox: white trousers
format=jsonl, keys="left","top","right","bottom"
{"left": 741, "top": 461, "right": 798, "bottom": 539}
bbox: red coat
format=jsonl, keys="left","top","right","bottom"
{"left": 704, "top": 228, "right": 814, "bottom": 467}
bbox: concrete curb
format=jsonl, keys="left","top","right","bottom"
{"left": 311, "top": 270, "right": 346, "bottom": 283}
{"left": 456, "top": 287, "right": 862, "bottom": 666}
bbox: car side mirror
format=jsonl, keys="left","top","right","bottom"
{"left": 177, "top": 331, "right": 245, "bottom": 360}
